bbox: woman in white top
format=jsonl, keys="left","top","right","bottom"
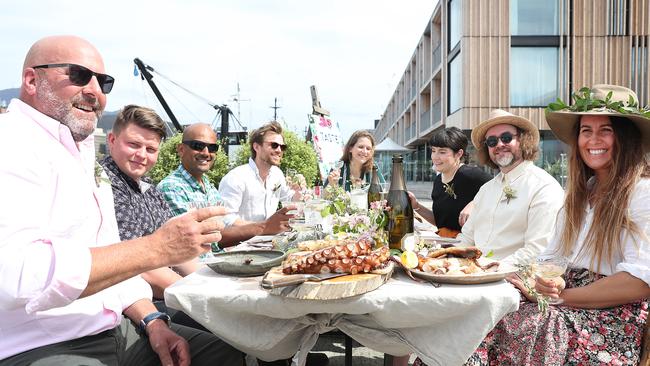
{"left": 415, "top": 85, "right": 650, "bottom": 366}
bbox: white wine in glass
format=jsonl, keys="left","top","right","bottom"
{"left": 534, "top": 256, "right": 569, "bottom": 305}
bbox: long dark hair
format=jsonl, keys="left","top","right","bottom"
{"left": 560, "top": 116, "right": 650, "bottom": 272}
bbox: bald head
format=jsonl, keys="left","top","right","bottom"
{"left": 182, "top": 123, "right": 217, "bottom": 141}
{"left": 19, "top": 35, "right": 107, "bottom": 142}
{"left": 22, "top": 36, "right": 104, "bottom": 72}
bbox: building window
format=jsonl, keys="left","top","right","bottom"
{"left": 631, "top": 41, "right": 648, "bottom": 103}
{"left": 510, "top": 47, "right": 558, "bottom": 106}
{"left": 448, "top": 0, "right": 462, "bottom": 52}
{"left": 448, "top": 54, "right": 462, "bottom": 114}
{"left": 607, "top": 0, "right": 628, "bottom": 35}
{"left": 510, "top": 0, "right": 558, "bottom": 35}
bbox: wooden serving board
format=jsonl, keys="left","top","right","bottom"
{"left": 264, "top": 262, "right": 394, "bottom": 300}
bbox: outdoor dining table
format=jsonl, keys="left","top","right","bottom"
{"left": 165, "top": 265, "right": 521, "bottom": 366}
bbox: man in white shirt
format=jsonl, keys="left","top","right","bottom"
{"left": 219, "top": 121, "right": 301, "bottom": 221}
{"left": 458, "top": 109, "right": 564, "bottom": 265}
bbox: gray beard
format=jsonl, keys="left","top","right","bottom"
{"left": 494, "top": 152, "right": 515, "bottom": 168}
{"left": 36, "top": 79, "right": 102, "bottom": 142}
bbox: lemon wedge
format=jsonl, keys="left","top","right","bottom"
{"left": 400, "top": 251, "right": 418, "bottom": 269}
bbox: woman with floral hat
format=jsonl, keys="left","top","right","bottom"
{"left": 414, "top": 85, "right": 650, "bottom": 366}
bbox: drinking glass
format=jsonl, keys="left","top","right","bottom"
{"left": 533, "top": 256, "right": 569, "bottom": 305}
{"left": 333, "top": 160, "right": 344, "bottom": 170}
{"left": 188, "top": 200, "right": 225, "bottom": 258}
{"left": 379, "top": 182, "right": 390, "bottom": 200}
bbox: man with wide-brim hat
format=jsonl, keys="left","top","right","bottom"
{"left": 457, "top": 109, "right": 564, "bottom": 265}
{"left": 546, "top": 84, "right": 650, "bottom": 152}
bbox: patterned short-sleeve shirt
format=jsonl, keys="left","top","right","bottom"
{"left": 157, "top": 164, "right": 235, "bottom": 226}
{"left": 100, "top": 156, "right": 172, "bottom": 240}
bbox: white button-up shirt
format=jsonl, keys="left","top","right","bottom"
{"left": 0, "top": 99, "right": 152, "bottom": 360}
{"left": 540, "top": 179, "right": 650, "bottom": 284}
{"left": 458, "top": 160, "right": 565, "bottom": 265}
{"left": 218, "top": 158, "right": 294, "bottom": 222}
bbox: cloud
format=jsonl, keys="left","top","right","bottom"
{"left": 0, "top": 0, "right": 436, "bottom": 141}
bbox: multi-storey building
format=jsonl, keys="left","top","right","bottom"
{"left": 374, "top": 0, "right": 649, "bottom": 183}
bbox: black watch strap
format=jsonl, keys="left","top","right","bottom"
{"left": 138, "top": 311, "right": 171, "bottom": 336}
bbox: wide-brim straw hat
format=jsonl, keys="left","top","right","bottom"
{"left": 471, "top": 109, "right": 540, "bottom": 149}
{"left": 545, "top": 84, "right": 650, "bottom": 152}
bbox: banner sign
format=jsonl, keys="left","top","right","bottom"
{"left": 308, "top": 114, "right": 344, "bottom": 180}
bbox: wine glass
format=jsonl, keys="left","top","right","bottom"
{"left": 533, "top": 256, "right": 569, "bottom": 305}
{"left": 333, "top": 160, "right": 344, "bottom": 170}
{"left": 379, "top": 182, "right": 390, "bottom": 200}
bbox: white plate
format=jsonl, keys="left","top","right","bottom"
{"left": 410, "top": 264, "right": 517, "bottom": 285}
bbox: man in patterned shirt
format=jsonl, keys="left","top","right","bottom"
{"left": 159, "top": 123, "right": 292, "bottom": 244}
{"left": 101, "top": 105, "right": 205, "bottom": 298}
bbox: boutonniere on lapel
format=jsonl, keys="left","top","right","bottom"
{"left": 443, "top": 182, "right": 457, "bottom": 199}
{"left": 271, "top": 182, "right": 282, "bottom": 195}
{"left": 94, "top": 162, "right": 110, "bottom": 187}
{"left": 503, "top": 185, "right": 517, "bottom": 204}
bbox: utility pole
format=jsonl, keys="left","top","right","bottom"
{"left": 270, "top": 97, "right": 281, "bottom": 121}
{"left": 230, "top": 83, "right": 250, "bottom": 127}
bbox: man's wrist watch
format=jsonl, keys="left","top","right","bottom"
{"left": 138, "top": 311, "right": 171, "bottom": 336}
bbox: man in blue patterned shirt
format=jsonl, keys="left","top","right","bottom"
{"left": 159, "top": 123, "right": 292, "bottom": 245}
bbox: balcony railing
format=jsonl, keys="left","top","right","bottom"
{"left": 432, "top": 100, "right": 441, "bottom": 123}
{"left": 420, "top": 109, "right": 431, "bottom": 133}
{"left": 432, "top": 45, "right": 441, "bottom": 71}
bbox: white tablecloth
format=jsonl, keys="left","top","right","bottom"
{"left": 165, "top": 268, "right": 520, "bottom": 366}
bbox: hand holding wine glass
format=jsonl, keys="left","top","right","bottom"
{"left": 533, "top": 256, "right": 569, "bottom": 305}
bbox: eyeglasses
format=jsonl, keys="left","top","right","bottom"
{"left": 484, "top": 132, "right": 518, "bottom": 148}
{"left": 265, "top": 141, "right": 287, "bottom": 151}
{"left": 32, "top": 63, "right": 115, "bottom": 94}
{"left": 183, "top": 140, "right": 219, "bottom": 153}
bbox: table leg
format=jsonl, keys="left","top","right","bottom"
{"left": 344, "top": 335, "right": 352, "bottom": 366}
{"left": 383, "top": 354, "right": 394, "bottom": 366}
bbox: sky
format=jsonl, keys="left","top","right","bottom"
{"left": 0, "top": 0, "right": 436, "bottom": 141}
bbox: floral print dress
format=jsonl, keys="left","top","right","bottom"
{"left": 413, "top": 268, "right": 648, "bottom": 366}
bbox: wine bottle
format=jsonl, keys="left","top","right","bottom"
{"left": 387, "top": 155, "right": 414, "bottom": 250}
{"left": 314, "top": 175, "right": 323, "bottom": 198}
{"left": 367, "top": 165, "right": 382, "bottom": 205}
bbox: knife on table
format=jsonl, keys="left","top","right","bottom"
{"left": 261, "top": 272, "right": 348, "bottom": 289}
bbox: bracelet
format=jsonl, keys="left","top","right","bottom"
{"left": 138, "top": 311, "right": 171, "bottom": 337}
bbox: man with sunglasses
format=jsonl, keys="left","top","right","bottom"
{"left": 457, "top": 109, "right": 564, "bottom": 265}
{"left": 159, "top": 123, "right": 293, "bottom": 243}
{"left": 0, "top": 36, "right": 242, "bottom": 365}
{"left": 219, "top": 121, "right": 302, "bottom": 222}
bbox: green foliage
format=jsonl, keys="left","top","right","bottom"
{"left": 546, "top": 86, "right": 650, "bottom": 118}
{"left": 147, "top": 133, "right": 230, "bottom": 186}
{"left": 234, "top": 130, "right": 319, "bottom": 186}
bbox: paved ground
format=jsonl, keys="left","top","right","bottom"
{"left": 312, "top": 332, "right": 418, "bottom": 366}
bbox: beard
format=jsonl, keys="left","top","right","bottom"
{"left": 492, "top": 148, "right": 522, "bottom": 169}
{"left": 36, "top": 78, "right": 102, "bottom": 142}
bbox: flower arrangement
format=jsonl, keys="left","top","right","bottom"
{"left": 331, "top": 199, "right": 390, "bottom": 246}
{"left": 286, "top": 172, "right": 314, "bottom": 201}
{"left": 515, "top": 263, "right": 549, "bottom": 315}
{"left": 443, "top": 182, "right": 457, "bottom": 199}
{"left": 503, "top": 185, "right": 517, "bottom": 204}
{"left": 321, "top": 184, "right": 352, "bottom": 216}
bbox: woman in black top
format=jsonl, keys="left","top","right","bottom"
{"left": 408, "top": 127, "right": 491, "bottom": 237}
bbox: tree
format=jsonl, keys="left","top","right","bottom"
{"left": 148, "top": 133, "right": 230, "bottom": 186}
{"left": 234, "top": 130, "right": 319, "bottom": 186}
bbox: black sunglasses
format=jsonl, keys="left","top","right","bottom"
{"left": 33, "top": 63, "right": 115, "bottom": 94}
{"left": 183, "top": 140, "right": 219, "bottom": 153}
{"left": 484, "top": 132, "right": 518, "bottom": 148}
{"left": 266, "top": 141, "right": 288, "bottom": 151}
